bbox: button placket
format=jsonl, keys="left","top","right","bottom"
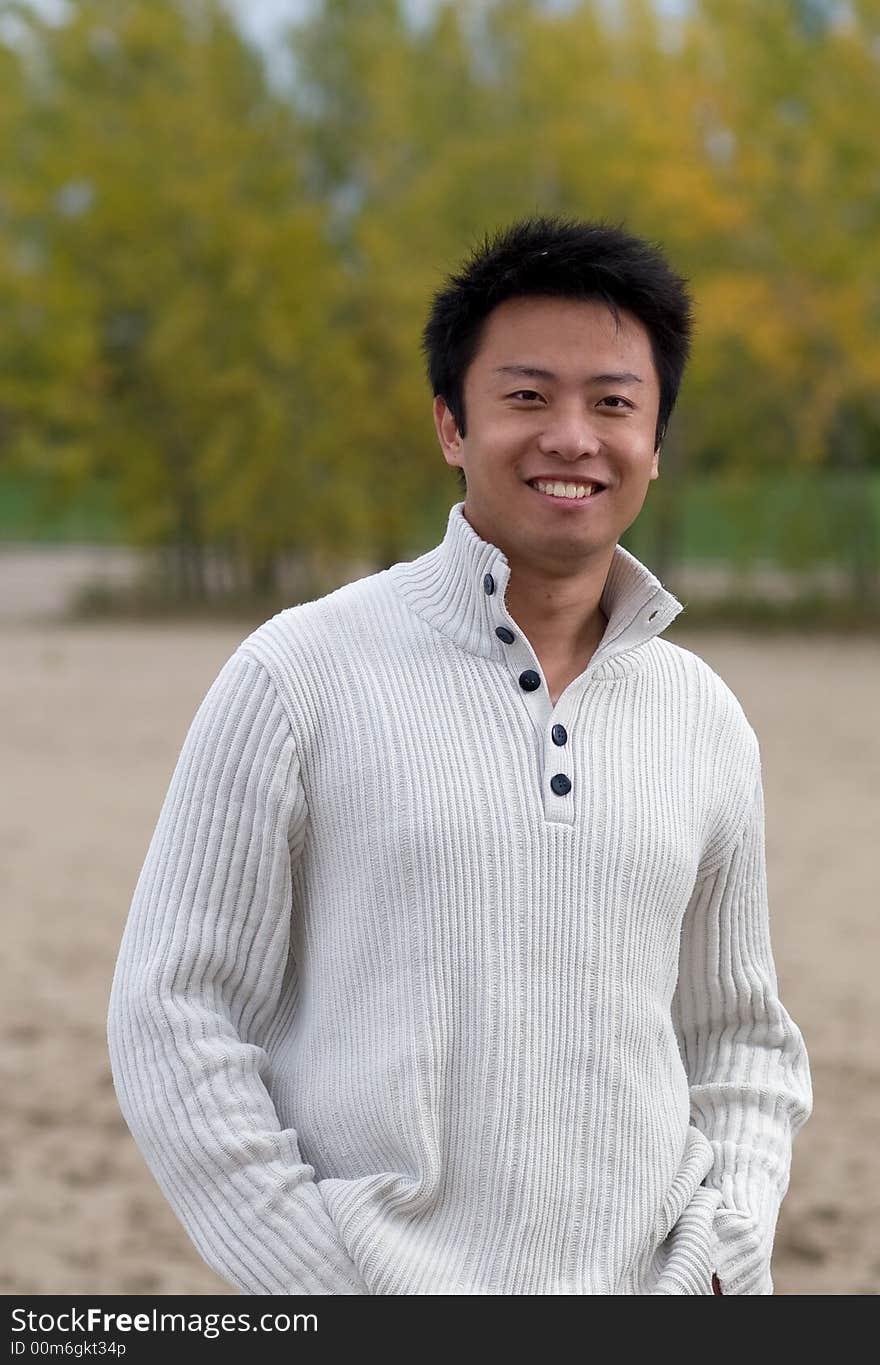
{"left": 509, "top": 644, "right": 552, "bottom": 734}
{"left": 541, "top": 692, "right": 579, "bottom": 825}
{"left": 484, "top": 567, "right": 551, "bottom": 733}
{"left": 484, "top": 563, "right": 579, "bottom": 827}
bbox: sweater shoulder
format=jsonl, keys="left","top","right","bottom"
{"left": 651, "top": 636, "right": 759, "bottom": 763}
{"left": 227, "top": 568, "right": 411, "bottom": 730}
{"left": 652, "top": 639, "right": 763, "bottom": 874}
{"left": 237, "top": 567, "right": 398, "bottom": 665}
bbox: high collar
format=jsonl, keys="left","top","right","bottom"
{"left": 387, "top": 500, "right": 685, "bottom": 677}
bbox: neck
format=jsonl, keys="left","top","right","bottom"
{"left": 461, "top": 501, "right": 613, "bottom": 663}
{"left": 504, "top": 566, "right": 610, "bottom": 666}
{"left": 504, "top": 573, "right": 608, "bottom": 663}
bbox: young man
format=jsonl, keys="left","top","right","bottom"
{"left": 107, "top": 215, "right": 812, "bottom": 1295}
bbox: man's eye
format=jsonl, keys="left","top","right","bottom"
{"left": 600, "top": 396, "right": 633, "bottom": 409}
{"left": 508, "top": 390, "right": 542, "bottom": 401}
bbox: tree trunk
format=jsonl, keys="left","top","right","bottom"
{"left": 249, "top": 549, "right": 280, "bottom": 598}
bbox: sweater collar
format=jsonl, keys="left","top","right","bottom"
{"left": 387, "top": 499, "right": 685, "bottom": 674}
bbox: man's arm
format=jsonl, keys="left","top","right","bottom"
{"left": 107, "top": 648, "right": 369, "bottom": 1295}
{"left": 671, "top": 746, "right": 813, "bottom": 1295}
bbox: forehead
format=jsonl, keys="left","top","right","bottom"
{"left": 470, "top": 294, "right": 656, "bottom": 383}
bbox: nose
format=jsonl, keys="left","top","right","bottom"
{"left": 535, "top": 402, "right": 603, "bottom": 460}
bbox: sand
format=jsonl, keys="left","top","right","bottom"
{"left": 2, "top": 613, "right": 878, "bottom": 1295}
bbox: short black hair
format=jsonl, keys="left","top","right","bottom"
{"left": 421, "top": 214, "right": 696, "bottom": 495}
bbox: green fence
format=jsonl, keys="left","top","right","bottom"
{"left": 622, "top": 470, "right": 880, "bottom": 573}
{"left": 0, "top": 475, "right": 123, "bottom": 544}
{"left": 2, "top": 468, "right": 879, "bottom": 575}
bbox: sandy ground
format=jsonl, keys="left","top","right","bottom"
{"left": 1, "top": 603, "right": 878, "bottom": 1296}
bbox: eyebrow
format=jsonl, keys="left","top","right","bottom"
{"left": 492, "top": 364, "right": 643, "bottom": 385}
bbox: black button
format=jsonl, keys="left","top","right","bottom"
{"left": 483, "top": 572, "right": 495, "bottom": 595}
{"left": 551, "top": 723, "right": 567, "bottom": 746}
{"left": 518, "top": 669, "right": 541, "bottom": 692}
{"left": 495, "top": 626, "right": 515, "bottom": 644}
{"left": 550, "top": 773, "right": 572, "bottom": 796}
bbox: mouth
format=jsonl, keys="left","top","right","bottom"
{"left": 525, "top": 477, "right": 608, "bottom": 507}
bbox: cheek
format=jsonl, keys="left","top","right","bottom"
{"left": 477, "top": 425, "right": 533, "bottom": 463}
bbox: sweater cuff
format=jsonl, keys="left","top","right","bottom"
{"left": 710, "top": 1157, "right": 782, "bottom": 1295}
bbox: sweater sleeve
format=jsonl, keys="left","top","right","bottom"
{"left": 106, "top": 647, "right": 370, "bottom": 1295}
{"left": 670, "top": 750, "right": 813, "bottom": 1295}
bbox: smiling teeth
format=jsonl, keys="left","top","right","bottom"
{"left": 532, "top": 480, "right": 597, "bottom": 499}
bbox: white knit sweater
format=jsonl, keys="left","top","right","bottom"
{"left": 107, "top": 499, "right": 812, "bottom": 1295}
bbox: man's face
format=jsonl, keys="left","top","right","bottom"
{"left": 433, "top": 294, "right": 662, "bottom": 568}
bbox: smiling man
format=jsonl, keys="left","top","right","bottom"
{"left": 108, "top": 215, "right": 812, "bottom": 1297}
{"left": 433, "top": 292, "right": 664, "bottom": 705}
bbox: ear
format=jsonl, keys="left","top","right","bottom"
{"left": 434, "top": 395, "right": 463, "bottom": 469}
{"left": 650, "top": 442, "right": 661, "bottom": 480}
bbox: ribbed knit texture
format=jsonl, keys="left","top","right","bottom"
{"left": 107, "top": 500, "right": 812, "bottom": 1295}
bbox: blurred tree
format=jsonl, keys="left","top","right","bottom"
{"left": 0, "top": 0, "right": 877, "bottom": 601}
{"left": 688, "top": 0, "right": 880, "bottom": 468}
{"left": 1, "top": 0, "right": 374, "bottom": 599}
{"left": 285, "top": 0, "right": 503, "bottom": 563}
